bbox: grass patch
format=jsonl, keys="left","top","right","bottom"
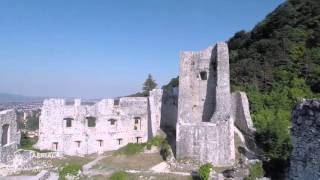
{"left": 110, "top": 171, "right": 129, "bottom": 180}
{"left": 114, "top": 136, "right": 172, "bottom": 161}
{"left": 59, "top": 163, "right": 82, "bottom": 180}
{"left": 115, "top": 143, "right": 146, "bottom": 156}
{"left": 244, "top": 161, "right": 264, "bottom": 180}
{"left": 97, "top": 152, "right": 163, "bottom": 171}
{"left": 51, "top": 155, "right": 95, "bottom": 168}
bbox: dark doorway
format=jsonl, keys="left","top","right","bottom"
{"left": 1, "top": 124, "right": 9, "bottom": 146}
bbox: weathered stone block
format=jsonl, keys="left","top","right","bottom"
{"left": 288, "top": 99, "right": 320, "bottom": 180}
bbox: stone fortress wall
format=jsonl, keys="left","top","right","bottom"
{"left": 34, "top": 42, "right": 256, "bottom": 167}
{"left": 0, "top": 109, "right": 21, "bottom": 164}
{"left": 34, "top": 89, "right": 163, "bottom": 156}
{"left": 176, "top": 42, "right": 235, "bottom": 166}
{"left": 288, "top": 99, "right": 320, "bottom": 180}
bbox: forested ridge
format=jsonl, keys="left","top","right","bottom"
{"left": 164, "top": 0, "right": 320, "bottom": 178}
{"left": 229, "top": 0, "right": 320, "bottom": 177}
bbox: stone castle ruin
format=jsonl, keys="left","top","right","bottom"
{"left": 0, "top": 110, "right": 21, "bottom": 164}
{"left": 35, "top": 42, "right": 255, "bottom": 167}
{"left": 34, "top": 89, "right": 163, "bottom": 156}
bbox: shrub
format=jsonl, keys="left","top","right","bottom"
{"left": 59, "top": 163, "right": 82, "bottom": 180}
{"left": 147, "top": 136, "right": 172, "bottom": 160}
{"left": 199, "top": 163, "right": 213, "bottom": 180}
{"left": 147, "top": 136, "right": 165, "bottom": 147}
{"left": 20, "top": 132, "right": 38, "bottom": 150}
{"left": 160, "top": 140, "right": 171, "bottom": 161}
{"left": 110, "top": 171, "right": 129, "bottom": 180}
{"left": 245, "top": 161, "right": 264, "bottom": 180}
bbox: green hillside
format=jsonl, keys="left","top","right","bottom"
{"left": 228, "top": 0, "right": 320, "bottom": 178}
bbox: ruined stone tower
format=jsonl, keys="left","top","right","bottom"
{"left": 176, "top": 42, "right": 235, "bottom": 166}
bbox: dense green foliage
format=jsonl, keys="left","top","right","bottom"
{"left": 229, "top": 0, "right": 320, "bottom": 93}
{"left": 20, "top": 133, "right": 37, "bottom": 150}
{"left": 146, "top": 135, "right": 165, "bottom": 149}
{"left": 228, "top": 0, "right": 320, "bottom": 177}
{"left": 162, "top": 77, "right": 179, "bottom": 92}
{"left": 245, "top": 162, "right": 265, "bottom": 180}
{"left": 25, "top": 110, "right": 41, "bottom": 130}
{"left": 198, "top": 163, "right": 213, "bottom": 180}
{"left": 143, "top": 74, "right": 157, "bottom": 96}
{"left": 110, "top": 171, "right": 129, "bottom": 180}
{"left": 127, "top": 74, "right": 158, "bottom": 97}
{"left": 58, "top": 163, "right": 82, "bottom": 180}
{"left": 26, "top": 116, "right": 39, "bottom": 130}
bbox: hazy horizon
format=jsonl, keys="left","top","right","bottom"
{"left": 0, "top": 0, "right": 284, "bottom": 99}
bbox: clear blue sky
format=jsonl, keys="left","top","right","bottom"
{"left": 0, "top": 0, "right": 284, "bottom": 99}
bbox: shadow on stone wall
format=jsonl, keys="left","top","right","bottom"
{"left": 202, "top": 53, "right": 217, "bottom": 122}
{"left": 160, "top": 88, "right": 178, "bottom": 157}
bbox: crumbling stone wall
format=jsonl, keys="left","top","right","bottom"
{"left": 176, "top": 42, "right": 235, "bottom": 166}
{"left": 288, "top": 99, "right": 320, "bottom": 180}
{"left": 35, "top": 90, "right": 163, "bottom": 156}
{"left": 148, "top": 89, "right": 163, "bottom": 138}
{"left": 231, "top": 91, "right": 257, "bottom": 152}
{"left": 231, "top": 92, "right": 255, "bottom": 136}
{"left": 0, "top": 109, "right": 21, "bottom": 164}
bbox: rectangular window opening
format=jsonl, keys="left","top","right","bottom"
{"left": 52, "top": 142, "right": 58, "bottom": 151}
{"left": 86, "top": 117, "right": 96, "bottom": 127}
{"left": 136, "top": 137, "right": 142, "bottom": 143}
{"left": 114, "top": 99, "right": 120, "bottom": 106}
{"left": 134, "top": 117, "right": 141, "bottom": 130}
{"left": 97, "top": 140, "right": 103, "bottom": 147}
{"left": 117, "top": 138, "right": 122, "bottom": 145}
{"left": 109, "top": 119, "right": 117, "bottom": 125}
{"left": 64, "top": 118, "right": 74, "bottom": 127}
{"left": 75, "top": 141, "right": 81, "bottom": 148}
{"left": 200, "top": 71, "right": 207, "bottom": 80}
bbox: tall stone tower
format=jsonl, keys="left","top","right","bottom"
{"left": 176, "top": 42, "right": 235, "bottom": 166}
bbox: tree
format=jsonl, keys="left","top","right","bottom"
{"left": 143, "top": 74, "right": 157, "bottom": 96}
